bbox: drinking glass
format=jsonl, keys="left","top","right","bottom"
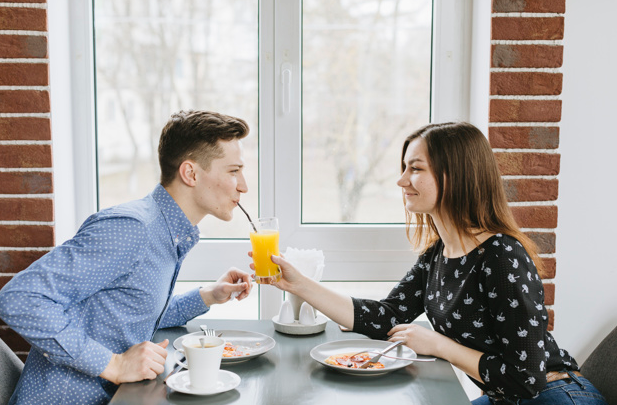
{"left": 250, "top": 217, "right": 281, "bottom": 284}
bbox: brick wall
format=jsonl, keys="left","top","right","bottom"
{"left": 490, "top": 0, "right": 566, "bottom": 331}
{"left": 0, "top": 0, "right": 52, "bottom": 362}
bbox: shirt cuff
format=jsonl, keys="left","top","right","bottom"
{"left": 178, "top": 287, "right": 210, "bottom": 321}
{"left": 70, "top": 338, "right": 114, "bottom": 378}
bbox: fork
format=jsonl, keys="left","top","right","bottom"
{"left": 199, "top": 325, "right": 216, "bottom": 337}
{"left": 358, "top": 340, "right": 405, "bottom": 369}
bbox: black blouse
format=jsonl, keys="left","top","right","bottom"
{"left": 352, "top": 234, "right": 578, "bottom": 401}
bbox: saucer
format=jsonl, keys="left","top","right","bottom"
{"left": 272, "top": 314, "right": 328, "bottom": 335}
{"left": 166, "top": 370, "right": 240, "bottom": 395}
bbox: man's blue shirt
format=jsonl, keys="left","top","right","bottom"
{"left": 0, "top": 184, "right": 208, "bottom": 404}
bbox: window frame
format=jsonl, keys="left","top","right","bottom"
{"left": 50, "top": 0, "right": 478, "bottom": 319}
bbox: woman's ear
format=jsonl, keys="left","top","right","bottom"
{"left": 178, "top": 160, "right": 198, "bottom": 187}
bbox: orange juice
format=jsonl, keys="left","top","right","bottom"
{"left": 250, "top": 229, "right": 281, "bottom": 284}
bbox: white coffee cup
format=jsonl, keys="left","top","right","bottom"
{"left": 175, "top": 336, "right": 225, "bottom": 391}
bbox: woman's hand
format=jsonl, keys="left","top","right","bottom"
{"left": 387, "top": 323, "right": 445, "bottom": 357}
{"left": 247, "top": 252, "right": 308, "bottom": 295}
{"left": 388, "top": 323, "right": 484, "bottom": 382}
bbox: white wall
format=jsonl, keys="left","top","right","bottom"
{"left": 554, "top": 0, "right": 617, "bottom": 363}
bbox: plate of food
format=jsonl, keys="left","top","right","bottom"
{"left": 310, "top": 339, "right": 416, "bottom": 376}
{"left": 173, "top": 330, "right": 276, "bottom": 364}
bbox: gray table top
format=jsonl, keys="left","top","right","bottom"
{"left": 110, "top": 319, "right": 471, "bottom": 405}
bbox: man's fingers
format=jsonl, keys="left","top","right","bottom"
{"left": 155, "top": 339, "right": 169, "bottom": 348}
{"left": 148, "top": 357, "right": 166, "bottom": 375}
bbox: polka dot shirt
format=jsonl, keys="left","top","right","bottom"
{"left": 0, "top": 184, "right": 207, "bottom": 404}
{"left": 352, "top": 234, "right": 578, "bottom": 402}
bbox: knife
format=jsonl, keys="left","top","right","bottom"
{"left": 164, "top": 356, "right": 185, "bottom": 384}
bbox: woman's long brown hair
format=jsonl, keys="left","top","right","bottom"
{"left": 401, "top": 122, "right": 544, "bottom": 272}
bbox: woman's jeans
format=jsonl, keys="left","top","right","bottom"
{"left": 471, "top": 372, "right": 607, "bottom": 405}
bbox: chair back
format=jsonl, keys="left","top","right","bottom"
{"left": 0, "top": 337, "right": 24, "bottom": 405}
{"left": 581, "top": 325, "right": 617, "bottom": 405}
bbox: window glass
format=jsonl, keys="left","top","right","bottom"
{"left": 302, "top": 0, "right": 432, "bottom": 223}
{"left": 93, "top": 0, "right": 259, "bottom": 238}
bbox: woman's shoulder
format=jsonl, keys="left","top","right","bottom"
{"left": 477, "top": 233, "right": 537, "bottom": 274}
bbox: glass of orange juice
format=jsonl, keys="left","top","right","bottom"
{"left": 250, "top": 217, "right": 281, "bottom": 284}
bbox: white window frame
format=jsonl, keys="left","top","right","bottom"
{"left": 50, "top": 0, "right": 480, "bottom": 319}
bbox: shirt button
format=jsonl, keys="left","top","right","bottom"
{"left": 174, "top": 238, "right": 179, "bottom": 243}
{"left": 187, "top": 237, "right": 192, "bottom": 241}
{"left": 43, "top": 353, "right": 49, "bottom": 357}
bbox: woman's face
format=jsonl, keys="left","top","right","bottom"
{"left": 397, "top": 138, "right": 439, "bottom": 216}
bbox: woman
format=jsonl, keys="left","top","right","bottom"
{"left": 266, "top": 122, "right": 607, "bottom": 404}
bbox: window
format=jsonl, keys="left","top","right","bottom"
{"left": 51, "top": 0, "right": 474, "bottom": 320}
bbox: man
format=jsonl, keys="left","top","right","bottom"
{"left": 0, "top": 110, "right": 253, "bottom": 404}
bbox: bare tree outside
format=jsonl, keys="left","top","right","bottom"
{"left": 302, "top": 0, "right": 431, "bottom": 223}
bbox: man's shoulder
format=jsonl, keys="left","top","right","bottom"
{"left": 81, "top": 195, "right": 160, "bottom": 232}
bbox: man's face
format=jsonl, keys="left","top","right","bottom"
{"left": 193, "top": 139, "right": 248, "bottom": 221}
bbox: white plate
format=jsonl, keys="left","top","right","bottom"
{"left": 272, "top": 314, "right": 328, "bottom": 335}
{"left": 173, "top": 330, "right": 275, "bottom": 364}
{"left": 166, "top": 370, "right": 240, "bottom": 395}
{"left": 310, "top": 339, "right": 416, "bottom": 376}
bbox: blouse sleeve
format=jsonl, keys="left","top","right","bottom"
{"left": 351, "top": 248, "right": 433, "bottom": 340}
{"left": 477, "top": 238, "right": 549, "bottom": 399}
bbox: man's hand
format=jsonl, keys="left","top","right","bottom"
{"left": 199, "top": 268, "right": 252, "bottom": 307}
{"left": 100, "top": 339, "right": 169, "bottom": 385}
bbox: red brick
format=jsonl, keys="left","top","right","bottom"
{"left": 492, "top": 45, "right": 563, "bottom": 68}
{"left": 511, "top": 205, "right": 557, "bottom": 228}
{"left": 0, "top": 117, "right": 51, "bottom": 141}
{"left": 0, "top": 250, "right": 46, "bottom": 273}
{"left": 493, "top": 0, "right": 565, "bottom": 13}
{"left": 539, "top": 257, "right": 556, "bottom": 279}
{"left": 548, "top": 309, "right": 554, "bottom": 330}
{"left": 503, "top": 178, "right": 558, "bottom": 202}
{"left": 491, "top": 72, "right": 562, "bottom": 96}
{"left": 0, "top": 198, "right": 53, "bottom": 221}
{"left": 0, "top": 225, "right": 54, "bottom": 247}
{"left": 492, "top": 17, "right": 564, "bottom": 41}
{"left": 0, "top": 63, "right": 48, "bottom": 86}
{"left": 0, "top": 90, "right": 50, "bottom": 113}
{"left": 495, "top": 152, "right": 560, "bottom": 175}
{"left": 0, "top": 144, "right": 52, "bottom": 168}
{"left": 0, "top": 35, "right": 47, "bottom": 58}
{"left": 0, "top": 172, "right": 52, "bottom": 194}
{"left": 0, "top": 327, "right": 30, "bottom": 352}
{"left": 544, "top": 283, "right": 555, "bottom": 305}
{"left": 490, "top": 99, "right": 562, "bottom": 123}
{"left": 0, "top": 275, "right": 11, "bottom": 289}
{"left": 527, "top": 232, "right": 556, "bottom": 254}
{"left": 0, "top": 7, "right": 46, "bottom": 31}
{"left": 489, "top": 126, "right": 559, "bottom": 149}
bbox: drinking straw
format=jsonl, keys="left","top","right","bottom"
{"left": 238, "top": 202, "right": 258, "bottom": 233}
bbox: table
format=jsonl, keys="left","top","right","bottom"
{"left": 110, "top": 319, "right": 471, "bottom": 405}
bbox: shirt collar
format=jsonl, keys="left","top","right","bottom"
{"left": 152, "top": 184, "right": 200, "bottom": 249}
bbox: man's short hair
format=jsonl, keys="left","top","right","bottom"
{"left": 158, "top": 110, "right": 249, "bottom": 186}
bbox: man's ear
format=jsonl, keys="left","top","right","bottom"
{"left": 178, "top": 160, "right": 198, "bottom": 187}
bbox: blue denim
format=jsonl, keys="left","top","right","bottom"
{"left": 472, "top": 372, "right": 608, "bottom": 405}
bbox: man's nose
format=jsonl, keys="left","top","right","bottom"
{"left": 238, "top": 173, "right": 249, "bottom": 193}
